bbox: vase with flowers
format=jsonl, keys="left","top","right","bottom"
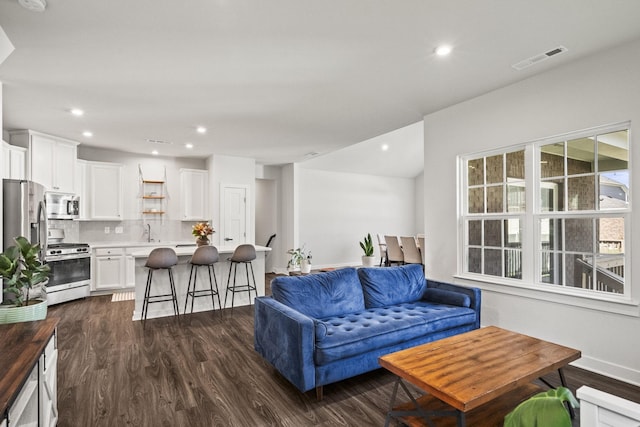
{"left": 192, "top": 222, "right": 214, "bottom": 246}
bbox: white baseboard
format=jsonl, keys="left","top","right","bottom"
{"left": 571, "top": 355, "right": 640, "bottom": 388}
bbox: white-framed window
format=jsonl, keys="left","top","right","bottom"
{"left": 460, "top": 122, "right": 630, "bottom": 298}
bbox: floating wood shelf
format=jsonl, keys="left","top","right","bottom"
{"left": 142, "top": 196, "right": 165, "bottom": 199}
{"left": 142, "top": 180, "right": 164, "bottom": 184}
{"left": 142, "top": 211, "right": 165, "bottom": 215}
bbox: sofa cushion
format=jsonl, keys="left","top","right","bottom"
{"left": 357, "top": 264, "right": 427, "bottom": 308}
{"left": 423, "top": 288, "right": 471, "bottom": 308}
{"left": 313, "top": 301, "right": 477, "bottom": 365}
{"left": 271, "top": 268, "right": 365, "bottom": 319}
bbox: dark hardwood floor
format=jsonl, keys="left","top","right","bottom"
{"left": 48, "top": 279, "right": 640, "bottom": 426}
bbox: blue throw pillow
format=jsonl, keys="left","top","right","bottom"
{"left": 423, "top": 288, "right": 471, "bottom": 307}
{"left": 357, "top": 264, "right": 427, "bottom": 308}
{"left": 271, "top": 268, "right": 365, "bottom": 319}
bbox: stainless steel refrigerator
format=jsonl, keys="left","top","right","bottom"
{"left": 2, "top": 179, "right": 48, "bottom": 256}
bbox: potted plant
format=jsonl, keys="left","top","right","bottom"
{"left": 301, "top": 251, "right": 312, "bottom": 274}
{"left": 287, "top": 245, "right": 311, "bottom": 274}
{"left": 0, "top": 236, "right": 51, "bottom": 324}
{"left": 360, "top": 233, "right": 376, "bottom": 267}
{"left": 504, "top": 387, "right": 579, "bottom": 427}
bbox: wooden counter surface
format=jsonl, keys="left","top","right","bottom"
{"left": 0, "top": 317, "right": 59, "bottom": 417}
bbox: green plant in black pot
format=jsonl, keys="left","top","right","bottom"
{"left": 0, "top": 236, "right": 50, "bottom": 307}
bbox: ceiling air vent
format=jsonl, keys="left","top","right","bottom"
{"left": 512, "top": 46, "right": 568, "bottom": 71}
{"left": 146, "top": 139, "right": 173, "bottom": 145}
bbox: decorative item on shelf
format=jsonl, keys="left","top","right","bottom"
{"left": 360, "top": 233, "right": 376, "bottom": 267}
{"left": 192, "top": 222, "right": 214, "bottom": 246}
{"left": 287, "top": 245, "right": 311, "bottom": 274}
{"left": 0, "top": 236, "right": 51, "bottom": 324}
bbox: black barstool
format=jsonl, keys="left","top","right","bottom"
{"left": 142, "top": 247, "right": 179, "bottom": 321}
{"left": 184, "top": 245, "right": 221, "bottom": 314}
{"left": 224, "top": 244, "right": 257, "bottom": 310}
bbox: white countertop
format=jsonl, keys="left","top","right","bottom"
{"left": 130, "top": 244, "right": 271, "bottom": 258}
{"left": 89, "top": 240, "right": 199, "bottom": 249}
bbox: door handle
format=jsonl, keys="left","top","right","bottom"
{"left": 224, "top": 238, "right": 233, "bottom": 241}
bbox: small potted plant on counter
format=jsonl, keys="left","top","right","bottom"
{"left": 0, "top": 236, "right": 51, "bottom": 324}
{"left": 360, "top": 233, "right": 376, "bottom": 267}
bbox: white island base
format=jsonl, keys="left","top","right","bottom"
{"left": 131, "top": 245, "right": 270, "bottom": 320}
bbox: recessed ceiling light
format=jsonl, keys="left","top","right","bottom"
{"left": 196, "top": 126, "right": 207, "bottom": 134}
{"left": 82, "top": 131, "right": 93, "bottom": 137}
{"left": 381, "top": 144, "right": 389, "bottom": 151}
{"left": 70, "top": 108, "right": 84, "bottom": 116}
{"left": 185, "top": 143, "right": 194, "bottom": 149}
{"left": 151, "top": 150, "right": 159, "bottom": 156}
{"left": 435, "top": 45, "right": 452, "bottom": 57}
{"left": 19, "top": 0, "right": 46, "bottom": 12}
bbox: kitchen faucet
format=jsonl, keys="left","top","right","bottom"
{"left": 146, "top": 223, "right": 152, "bottom": 242}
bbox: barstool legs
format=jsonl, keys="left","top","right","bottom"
{"left": 224, "top": 261, "right": 257, "bottom": 311}
{"left": 141, "top": 267, "right": 179, "bottom": 321}
{"left": 184, "top": 263, "right": 221, "bottom": 315}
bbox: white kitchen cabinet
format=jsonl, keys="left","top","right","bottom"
{"left": 180, "top": 168, "right": 208, "bottom": 220}
{"left": 75, "top": 160, "right": 90, "bottom": 220}
{"left": 89, "top": 161, "right": 123, "bottom": 220}
{"left": 40, "top": 335, "right": 58, "bottom": 427}
{"left": 2, "top": 141, "right": 26, "bottom": 180}
{"left": 93, "top": 247, "right": 125, "bottom": 290}
{"left": 9, "top": 130, "right": 78, "bottom": 192}
{"left": 125, "top": 246, "right": 147, "bottom": 287}
{"left": 7, "top": 364, "right": 38, "bottom": 426}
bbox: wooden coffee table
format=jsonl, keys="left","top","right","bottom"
{"left": 379, "top": 326, "right": 581, "bottom": 427}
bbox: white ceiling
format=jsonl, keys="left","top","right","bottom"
{"left": 1, "top": 1, "right": 640, "bottom": 176}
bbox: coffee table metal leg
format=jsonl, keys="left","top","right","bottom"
{"left": 558, "top": 368, "right": 575, "bottom": 419}
{"left": 538, "top": 368, "right": 575, "bottom": 420}
{"left": 384, "top": 377, "right": 459, "bottom": 427}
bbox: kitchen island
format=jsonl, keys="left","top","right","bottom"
{"left": 130, "top": 244, "right": 271, "bottom": 320}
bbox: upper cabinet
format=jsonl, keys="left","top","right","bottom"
{"left": 9, "top": 130, "right": 78, "bottom": 193}
{"left": 74, "top": 160, "right": 123, "bottom": 221}
{"left": 180, "top": 168, "right": 208, "bottom": 221}
{"left": 89, "top": 161, "right": 124, "bottom": 220}
{"left": 2, "top": 141, "right": 26, "bottom": 180}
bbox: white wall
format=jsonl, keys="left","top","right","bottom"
{"left": 415, "top": 171, "right": 424, "bottom": 234}
{"left": 299, "top": 168, "right": 416, "bottom": 268}
{"left": 423, "top": 39, "right": 640, "bottom": 385}
{"left": 255, "top": 178, "right": 277, "bottom": 272}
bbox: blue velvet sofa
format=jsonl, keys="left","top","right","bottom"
{"left": 254, "top": 264, "right": 481, "bottom": 399}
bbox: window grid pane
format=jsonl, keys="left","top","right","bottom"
{"left": 461, "top": 124, "right": 628, "bottom": 297}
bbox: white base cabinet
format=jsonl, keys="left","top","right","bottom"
{"left": 92, "top": 247, "right": 125, "bottom": 291}
{"left": 3, "top": 331, "right": 57, "bottom": 427}
{"left": 40, "top": 336, "right": 58, "bottom": 427}
{"left": 7, "top": 365, "right": 38, "bottom": 426}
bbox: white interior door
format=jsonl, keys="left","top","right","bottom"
{"left": 222, "top": 186, "right": 247, "bottom": 246}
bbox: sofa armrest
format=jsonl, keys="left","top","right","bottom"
{"left": 426, "top": 280, "right": 481, "bottom": 329}
{"left": 254, "top": 296, "right": 316, "bottom": 392}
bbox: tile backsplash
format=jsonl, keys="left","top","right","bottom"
{"left": 50, "top": 219, "right": 194, "bottom": 244}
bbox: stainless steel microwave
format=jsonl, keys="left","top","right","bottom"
{"left": 45, "top": 192, "right": 80, "bottom": 220}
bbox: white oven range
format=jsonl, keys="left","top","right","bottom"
{"left": 45, "top": 243, "right": 91, "bottom": 305}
